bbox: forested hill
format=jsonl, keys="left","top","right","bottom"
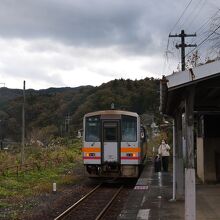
{"left": 0, "top": 78, "right": 159, "bottom": 141}
{"left": 0, "top": 86, "right": 89, "bottom": 105}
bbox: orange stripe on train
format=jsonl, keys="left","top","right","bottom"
{"left": 82, "top": 148, "right": 101, "bottom": 152}
{"left": 121, "top": 147, "right": 140, "bottom": 153}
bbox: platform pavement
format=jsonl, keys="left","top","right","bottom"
{"left": 118, "top": 160, "right": 220, "bottom": 220}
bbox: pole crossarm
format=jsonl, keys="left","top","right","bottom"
{"left": 176, "top": 44, "right": 197, "bottom": 49}
{"left": 169, "top": 30, "right": 197, "bottom": 71}
{"left": 169, "top": 33, "right": 196, "bottom": 38}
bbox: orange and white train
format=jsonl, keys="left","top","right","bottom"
{"left": 82, "top": 110, "right": 147, "bottom": 178}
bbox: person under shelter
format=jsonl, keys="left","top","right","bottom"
{"left": 158, "top": 139, "right": 170, "bottom": 172}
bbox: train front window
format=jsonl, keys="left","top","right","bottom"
{"left": 104, "top": 123, "right": 117, "bottom": 142}
{"left": 85, "top": 116, "right": 100, "bottom": 142}
{"left": 121, "top": 116, "right": 137, "bottom": 142}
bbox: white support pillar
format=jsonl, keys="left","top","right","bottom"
{"left": 185, "top": 168, "right": 196, "bottom": 219}
{"left": 185, "top": 87, "right": 196, "bottom": 220}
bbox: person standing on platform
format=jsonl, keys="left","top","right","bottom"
{"left": 158, "top": 139, "right": 171, "bottom": 172}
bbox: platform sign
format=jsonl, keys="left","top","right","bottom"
{"left": 134, "top": 185, "right": 148, "bottom": 190}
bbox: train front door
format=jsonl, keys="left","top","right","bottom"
{"left": 102, "top": 121, "right": 119, "bottom": 163}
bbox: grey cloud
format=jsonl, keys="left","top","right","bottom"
{"left": 0, "top": 0, "right": 186, "bottom": 55}
{"left": 0, "top": 60, "right": 66, "bottom": 86}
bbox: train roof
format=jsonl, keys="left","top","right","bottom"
{"left": 84, "top": 110, "right": 139, "bottom": 118}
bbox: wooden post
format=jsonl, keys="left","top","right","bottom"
{"left": 175, "top": 111, "right": 184, "bottom": 199}
{"left": 21, "top": 80, "right": 25, "bottom": 165}
{"left": 16, "top": 165, "right": 19, "bottom": 177}
{"left": 185, "top": 87, "right": 196, "bottom": 220}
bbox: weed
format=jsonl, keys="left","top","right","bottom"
{"left": 0, "top": 139, "right": 83, "bottom": 219}
{"left": 0, "top": 201, "right": 10, "bottom": 208}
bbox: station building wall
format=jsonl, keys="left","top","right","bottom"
{"left": 197, "top": 115, "right": 220, "bottom": 183}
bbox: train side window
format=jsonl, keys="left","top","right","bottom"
{"left": 85, "top": 116, "right": 100, "bottom": 142}
{"left": 121, "top": 116, "right": 137, "bottom": 142}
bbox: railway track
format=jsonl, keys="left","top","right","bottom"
{"left": 54, "top": 182, "right": 124, "bottom": 220}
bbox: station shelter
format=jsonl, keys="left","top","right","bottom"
{"left": 160, "top": 60, "right": 220, "bottom": 220}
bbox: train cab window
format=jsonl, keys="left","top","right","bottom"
{"left": 85, "top": 116, "right": 100, "bottom": 142}
{"left": 121, "top": 116, "right": 137, "bottom": 142}
{"left": 104, "top": 123, "right": 117, "bottom": 142}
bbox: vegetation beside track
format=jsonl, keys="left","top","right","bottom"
{"left": 0, "top": 138, "right": 83, "bottom": 219}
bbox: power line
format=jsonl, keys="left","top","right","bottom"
{"left": 184, "top": 0, "right": 207, "bottom": 30}
{"left": 190, "top": 29, "right": 210, "bottom": 45}
{"left": 186, "top": 24, "right": 220, "bottom": 57}
{"left": 164, "top": 0, "right": 195, "bottom": 75}
{"left": 162, "top": 36, "right": 183, "bottom": 75}
{"left": 189, "top": 9, "right": 220, "bottom": 45}
{"left": 170, "top": 0, "right": 194, "bottom": 33}
{"left": 196, "top": 9, "right": 220, "bottom": 33}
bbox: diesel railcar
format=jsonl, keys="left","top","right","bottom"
{"left": 82, "top": 110, "right": 147, "bottom": 178}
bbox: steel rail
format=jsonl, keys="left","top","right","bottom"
{"left": 95, "top": 185, "right": 124, "bottom": 220}
{"left": 54, "top": 183, "right": 102, "bottom": 220}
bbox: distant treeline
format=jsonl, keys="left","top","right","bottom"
{"left": 0, "top": 77, "right": 160, "bottom": 143}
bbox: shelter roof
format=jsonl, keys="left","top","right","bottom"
{"left": 160, "top": 60, "right": 220, "bottom": 116}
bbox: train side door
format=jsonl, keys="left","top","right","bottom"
{"left": 102, "top": 121, "right": 119, "bottom": 163}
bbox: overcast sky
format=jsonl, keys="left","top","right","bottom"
{"left": 0, "top": 0, "right": 219, "bottom": 89}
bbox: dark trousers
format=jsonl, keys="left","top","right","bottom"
{"left": 154, "top": 158, "right": 161, "bottom": 172}
{"left": 162, "top": 156, "right": 169, "bottom": 172}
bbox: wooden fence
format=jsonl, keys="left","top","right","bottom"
{"left": 0, "top": 156, "right": 66, "bottom": 177}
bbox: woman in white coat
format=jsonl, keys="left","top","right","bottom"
{"left": 158, "top": 139, "right": 171, "bottom": 172}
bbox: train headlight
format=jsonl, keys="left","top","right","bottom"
{"left": 126, "top": 153, "right": 137, "bottom": 157}
{"left": 85, "top": 153, "right": 95, "bottom": 157}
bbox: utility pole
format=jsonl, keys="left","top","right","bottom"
{"left": 60, "top": 125, "right": 63, "bottom": 137}
{"left": 21, "top": 81, "right": 25, "bottom": 165}
{"left": 169, "top": 30, "right": 197, "bottom": 71}
{"left": 64, "top": 113, "right": 71, "bottom": 134}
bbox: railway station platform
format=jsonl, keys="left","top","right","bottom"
{"left": 118, "top": 160, "right": 220, "bottom": 220}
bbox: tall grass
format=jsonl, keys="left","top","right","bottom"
{"left": 0, "top": 138, "right": 83, "bottom": 219}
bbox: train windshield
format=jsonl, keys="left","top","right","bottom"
{"left": 121, "top": 116, "right": 137, "bottom": 142}
{"left": 103, "top": 122, "right": 118, "bottom": 142}
{"left": 85, "top": 116, "right": 100, "bottom": 142}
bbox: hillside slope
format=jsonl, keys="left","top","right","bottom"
{"left": 0, "top": 78, "right": 159, "bottom": 142}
